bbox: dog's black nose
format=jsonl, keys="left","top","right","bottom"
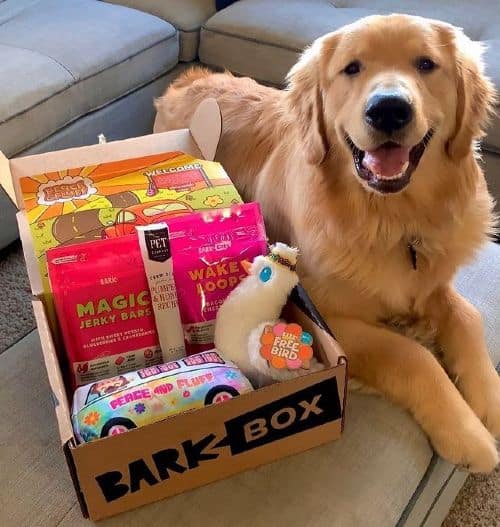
{"left": 365, "top": 93, "right": 413, "bottom": 134}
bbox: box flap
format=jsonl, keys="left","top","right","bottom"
{"left": 17, "top": 211, "right": 44, "bottom": 296}
{"left": 0, "top": 151, "right": 17, "bottom": 207}
{"left": 189, "top": 98, "right": 221, "bottom": 161}
{"left": 32, "top": 299, "right": 74, "bottom": 445}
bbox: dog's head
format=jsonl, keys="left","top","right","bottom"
{"left": 286, "top": 15, "right": 495, "bottom": 194}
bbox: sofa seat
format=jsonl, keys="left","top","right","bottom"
{"left": 0, "top": 0, "right": 179, "bottom": 157}
{"left": 106, "top": 0, "right": 216, "bottom": 61}
{"left": 1, "top": 242, "right": 498, "bottom": 527}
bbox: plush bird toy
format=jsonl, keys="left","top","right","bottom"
{"left": 214, "top": 243, "right": 324, "bottom": 387}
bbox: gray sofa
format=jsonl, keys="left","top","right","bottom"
{"left": 0, "top": 1, "right": 499, "bottom": 526}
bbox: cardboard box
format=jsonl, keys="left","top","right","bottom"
{"left": 0, "top": 99, "right": 347, "bottom": 521}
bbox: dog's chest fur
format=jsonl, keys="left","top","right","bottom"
{"left": 297, "top": 184, "right": 488, "bottom": 343}
{"left": 302, "top": 221, "right": 447, "bottom": 314}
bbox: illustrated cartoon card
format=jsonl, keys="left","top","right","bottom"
{"left": 20, "top": 151, "right": 243, "bottom": 298}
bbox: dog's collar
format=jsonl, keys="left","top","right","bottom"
{"left": 407, "top": 237, "right": 421, "bottom": 270}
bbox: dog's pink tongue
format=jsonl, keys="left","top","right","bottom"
{"left": 362, "top": 145, "right": 410, "bottom": 178}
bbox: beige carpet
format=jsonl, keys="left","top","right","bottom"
{"left": 0, "top": 241, "right": 498, "bottom": 525}
{"left": 443, "top": 466, "right": 500, "bottom": 526}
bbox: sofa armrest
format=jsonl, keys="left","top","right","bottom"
{"left": 105, "top": 0, "right": 216, "bottom": 32}
{"left": 105, "top": 0, "right": 216, "bottom": 60}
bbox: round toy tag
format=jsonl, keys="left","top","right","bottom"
{"left": 259, "top": 323, "right": 314, "bottom": 370}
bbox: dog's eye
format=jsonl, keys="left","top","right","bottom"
{"left": 415, "top": 57, "right": 437, "bottom": 73}
{"left": 343, "top": 61, "right": 361, "bottom": 76}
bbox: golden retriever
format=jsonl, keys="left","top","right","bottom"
{"left": 155, "top": 14, "right": 500, "bottom": 472}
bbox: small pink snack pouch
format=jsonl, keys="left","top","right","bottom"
{"left": 47, "top": 235, "right": 163, "bottom": 389}
{"left": 167, "top": 202, "right": 268, "bottom": 355}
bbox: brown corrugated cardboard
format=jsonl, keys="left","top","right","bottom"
{"left": 71, "top": 353, "right": 345, "bottom": 520}
{"left": 0, "top": 98, "right": 347, "bottom": 520}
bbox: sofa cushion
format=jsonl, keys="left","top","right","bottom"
{"left": 0, "top": 0, "right": 40, "bottom": 24}
{"left": 201, "top": 0, "right": 378, "bottom": 84}
{"left": 0, "top": 0, "right": 178, "bottom": 157}
{"left": 21, "top": 66, "right": 190, "bottom": 156}
{"left": 2, "top": 241, "right": 499, "bottom": 525}
{"left": 200, "top": 0, "right": 500, "bottom": 150}
{"left": 456, "top": 241, "right": 500, "bottom": 368}
{"left": 106, "top": 0, "right": 216, "bottom": 61}
{"left": 333, "top": 0, "right": 497, "bottom": 37}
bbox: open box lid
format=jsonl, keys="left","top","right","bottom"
{"left": 0, "top": 98, "right": 222, "bottom": 209}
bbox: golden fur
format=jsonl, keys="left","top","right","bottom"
{"left": 155, "top": 15, "right": 500, "bottom": 472}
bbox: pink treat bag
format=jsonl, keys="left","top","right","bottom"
{"left": 167, "top": 203, "right": 268, "bottom": 355}
{"left": 48, "top": 235, "right": 162, "bottom": 389}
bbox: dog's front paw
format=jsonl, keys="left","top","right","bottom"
{"left": 462, "top": 373, "right": 500, "bottom": 438}
{"left": 430, "top": 414, "right": 498, "bottom": 473}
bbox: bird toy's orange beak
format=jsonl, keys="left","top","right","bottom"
{"left": 241, "top": 259, "right": 252, "bottom": 275}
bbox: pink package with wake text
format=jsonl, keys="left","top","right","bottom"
{"left": 167, "top": 202, "right": 268, "bottom": 355}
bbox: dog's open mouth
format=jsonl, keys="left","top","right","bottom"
{"left": 345, "top": 131, "right": 433, "bottom": 193}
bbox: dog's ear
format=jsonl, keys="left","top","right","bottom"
{"left": 441, "top": 25, "right": 496, "bottom": 160}
{"left": 286, "top": 36, "right": 336, "bottom": 165}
